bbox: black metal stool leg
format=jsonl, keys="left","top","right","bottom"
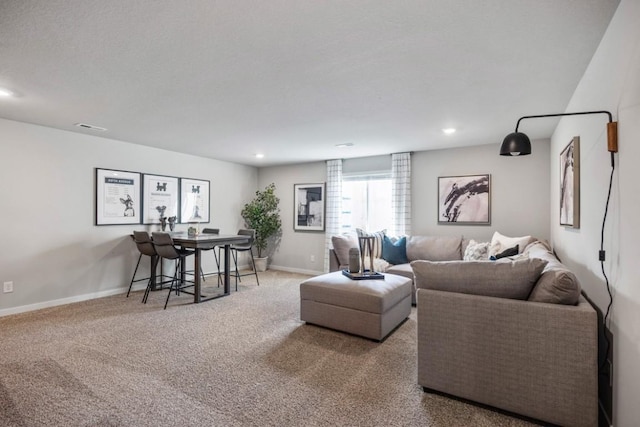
{"left": 127, "top": 253, "right": 143, "bottom": 297}
{"left": 249, "top": 247, "right": 260, "bottom": 286}
{"left": 164, "top": 268, "right": 179, "bottom": 310}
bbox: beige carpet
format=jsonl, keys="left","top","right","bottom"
{"left": 0, "top": 270, "right": 535, "bottom": 426}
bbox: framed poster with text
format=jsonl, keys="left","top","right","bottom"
{"left": 95, "top": 168, "right": 142, "bottom": 225}
{"left": 179, "top": 178, "right": 210, "bottom": 223}
{"left": 142, "top": 174, "right": 180, "bottom": 224}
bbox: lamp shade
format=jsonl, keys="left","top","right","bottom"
{"left": 500, "top": 132, "right": 532, "bottom": 156}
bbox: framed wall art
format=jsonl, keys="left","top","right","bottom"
{"left": 180, "top": 178, "right": 210, "bottom": 223}
{"left": 560, "top": 136, "right": 580, "bottom": 228}
{"left": 95, "top": 168, "right": 142, "bottom": 225}
{"left": 438, "top": 174, "right": 491, "bottom": 225}
{"left": 142, "top": 174, "right": 179, "bottom": 225}
{"left": 294, "top": 183, "right": 325, "bottom": 231}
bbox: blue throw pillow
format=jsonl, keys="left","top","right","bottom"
{"left": 381, "top": 235, "right": 408, "bottom": 265}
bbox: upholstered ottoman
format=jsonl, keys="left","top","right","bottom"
{"left": 300, "top": 271, "right": 412, "bottom": 341}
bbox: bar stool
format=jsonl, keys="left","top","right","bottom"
{"left": 220, "top": 229, "right": 260, "bottom": 291}
{"left": 201, "top": 228, "right": 222, "bottom": 287}
{"left": 127, "top": 231, "right": 158, "bottom": 301}
{"left": 151, "top": 232, "right": 196, "bottom": 309}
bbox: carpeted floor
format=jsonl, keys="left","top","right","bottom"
{"left": 0, "top": 270, "right": 536, "bottom": 426}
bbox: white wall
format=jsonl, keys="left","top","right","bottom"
{"left": 412, "top": 142, "right": 550, "bottom": 242}
{"left": 258, "top": 161, "right": 327, "bottom": 275}
{"left": 259, "top": 141, "right": 550, "bottom": 273}
{"left": 550, "top": 1, "right": 640, "bottom": 425}
{"left": 0, "top": 118, "right": 257, "bottom": 315}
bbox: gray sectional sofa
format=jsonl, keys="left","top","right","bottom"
{"left": 329, "top": 234, "right": 598, "bottom": 426}
{"left": 330, "top": 235, "right": 466, "bottom": 304}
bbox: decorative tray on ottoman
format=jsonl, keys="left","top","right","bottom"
{"left": 342, "top": 269, "right": 385, "bottom": 280}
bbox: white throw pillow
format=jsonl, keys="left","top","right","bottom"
{"left": 489, "top": 231, "right": 532, "bottom": 256}
{"left": 463, "top": 240, "right": 490, "bottom": 261}
{"left": 355, "top": 228, "right": 386, "bottom": 259}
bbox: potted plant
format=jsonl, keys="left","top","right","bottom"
{"left": 241, "top": 183, "right": 282, "bottom": 271}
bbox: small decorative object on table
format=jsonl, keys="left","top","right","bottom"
{"left": 348, "top": 247, "right": 360, "bottom": 273}
{"left": 342, "top": 236, "right": 384, "bottom": 280}
{"left": 160, "top": 217, "right": 167, "bottom": 231}
{"left": 168, "top": 216, "right": 176, "bottom": 231}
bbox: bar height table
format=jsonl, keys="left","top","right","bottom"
{"left": 141, "top": 232, "right": 251, "bottom": 303}
{"left": 171, "top": 233, "right": 250, "bottom": 303}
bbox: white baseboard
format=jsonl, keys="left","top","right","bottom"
{"left": 0, "top": 285, "right": 144, "bottom": 318}
{"left": 0, "top": 265, "right": 319, "bottom": 318}
{"left": 268, "top": 264, "right": 323, "bottom": 276}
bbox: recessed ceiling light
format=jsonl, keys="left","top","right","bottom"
{"left": 255, "top": 153, "right": 264, "bottom": 158}
{"left": 0, "top": 88, "right": 14, "bottom": 97}
{"left": 442, "top": 128, "right": 456, "bottom": 135}
{"left": 335, "top": 143, "right": 354, "bottom": 148}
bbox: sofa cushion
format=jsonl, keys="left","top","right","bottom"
{"left": 463, "top": 240, "right": 490, "bottom": 261}
{"left": 382, "top": 235, "right": 409, "bottom": 265}
{"left": 525, "top": 242, "right": 581, "bottom": 305}
{"left": 489, "top": 231, "right": 534, "bottom": 256}
{"left": 406, "top": 235, "right": 462, "bottom": 261}
{"left": 411, "top": 258, "right": 547, "bottom": 300}
{"left": 356, "top": 228, "right": 386, "bottom": 259}
{"left": 386, "top": 263, "right": 413, "bottom": 279}
{"left": 331, "top": 234, "right": 358, "bottom": 265}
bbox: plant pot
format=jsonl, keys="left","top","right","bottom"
{"left": 253, "top": 256, "right": 268, "bottom": 272}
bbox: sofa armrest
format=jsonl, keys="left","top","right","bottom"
{"left": 417, "top": 289, "right": 597, "bottom": 427}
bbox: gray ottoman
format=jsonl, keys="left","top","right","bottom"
{"left": 300, "top": 271, "right": 412, "bottom": 341}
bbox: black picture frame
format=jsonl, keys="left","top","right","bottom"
{"left": 142, "top": 174, "right": 180, "bottom": 225}
{"left": 294, "top": 183, "right": 325, "bottom": 231}
{"left": 95, "top": 168, "right": 142, "bottom": 225}
{"left": 179, "top": 178, "right": 210, "bottom": 224}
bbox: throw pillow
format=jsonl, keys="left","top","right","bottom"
{"left": 489, "top": 231, "right": 533, "bottom": 256}
{"left": 331, "top": 234, "right": 358, "bottom": 266}
{"left": 494, "top": 244, "right": 519, "bottom": 260}
{"left": 526, "top": 241, "right": 581, "bottom": 305}
{"left": 411, "top": 257, "right": 548, "bottom": 300}
{"left": 381, "top": 235, "right": 408, "bottom": 265}
{"left": 406, "top": 235, "right": 462, "bottom": 261}
{"left": 355, "top": 228, "right": 386, "bottom": 259}
{"left": 463, "top": 240, "right": 490, "bottom": 261}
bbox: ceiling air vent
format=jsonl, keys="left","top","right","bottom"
{"left": 74, "top": 123, "right": 107, "bottom": 132}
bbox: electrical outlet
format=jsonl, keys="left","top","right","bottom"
{"left": 310, "top": 255, "right": 315, "bottom": 262}
{"left": 3, "top": 281, "right": 13, "bottom": 293}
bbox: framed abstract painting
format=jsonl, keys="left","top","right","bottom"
{"left": 438, "top": 174, "right": 491, "bottom": 225}
{"left": 560, "top": 137, "right": 580, "bottom": 228}
{"left": 294, "top": 183, "right": 325, "bottom": 231}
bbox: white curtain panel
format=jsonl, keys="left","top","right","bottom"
{"left": 391, "top": 152, "right": 412, "bottom": 237}
{"left": 324, "top": 159, "right": 343, "bottom": 272}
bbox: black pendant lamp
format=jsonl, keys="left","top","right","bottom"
{"left": 500, "top": 111, "right": 618, "bottom": 156}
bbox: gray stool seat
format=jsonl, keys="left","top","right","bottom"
{"left": 300, "top": 271, "right": 412, "bottom": 341}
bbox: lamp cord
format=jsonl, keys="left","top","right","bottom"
{"left": 599, "top": 151, "right": 615, "bottom": 372}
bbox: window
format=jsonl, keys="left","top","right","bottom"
{"left": 341, "top": 174, "right": 392, "bottom": 233}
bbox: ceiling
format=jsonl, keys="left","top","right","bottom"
{"left": 0, "top": 1, "right": 619, "bottom": 167}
